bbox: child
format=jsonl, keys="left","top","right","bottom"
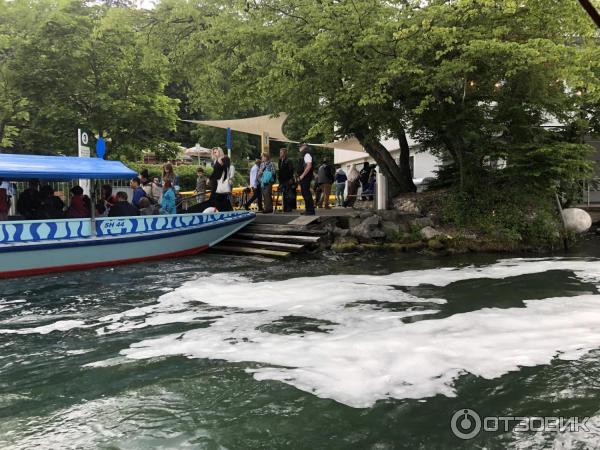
{"left": 195, "top": 167, "right": 207, "bottom": 203}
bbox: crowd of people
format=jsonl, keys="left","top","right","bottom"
{"left": 242, "top": 143, "right": 376, "bottom": 216}
{"left": 0, "top": 162, "right": 186, "bottom": 221}
{"left": 0, "top": 144, "right": 377, "bottom": 221}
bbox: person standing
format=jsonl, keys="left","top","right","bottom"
{"left": 161, "top": 163, "right": 179, "bottom": 190}
{"left": 316, "top": 159, "right": 334, "bottom": 209}
{"left": 334, "top": 167, "right": 347, "bottom": 207}
{"left": 140, "top": 169, "right": 161, "bottom": 204}
{"left": 130, "top": 177, "right": 147, "bottom": 209}
{"left": 278, "top": 148, "right": 295, "bottom": 212}
{"left": 160, "top": 180, "right": 177, "bottom": 215}
{"left": 208, "top": 147, "right": 233, "bottom": 212}
{"left": 259, "top": 153, "right": 276, "bottom": 214}
{"left": 244, "top": 159, "right": 263, "bottom": 211}
{"left": 195, "top": 167, "right": 207, "bottom": 203}
{"left": 344, "top": 164, "right": 360, "bottom": 207}
{"left": 297, "top": 143, "right": 315, "bottom": 216}
{"left": 359, "top": 162, "right": 371, "bottom": 200}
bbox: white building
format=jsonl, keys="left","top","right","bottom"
{"left": 332, "top": 136, "right": 442, "bottom": 182}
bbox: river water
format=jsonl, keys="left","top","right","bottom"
{"left": 2, "top": 237, "right": 600, "bottom": 449}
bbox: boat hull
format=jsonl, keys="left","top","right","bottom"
{"left": 0, "top": 211, "right": 254, "bottom": 278}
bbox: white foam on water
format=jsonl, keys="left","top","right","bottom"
{"left": 93, "top": 258, "right": 600, "bottom": 408}
{"left": 0, "top": 320, "right": 90, "bottom": 335}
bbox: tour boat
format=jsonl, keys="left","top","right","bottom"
{"left": 0, "top": 153, "right": 254, "bottom": 278}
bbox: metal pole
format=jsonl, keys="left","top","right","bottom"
{"left": 90, "top": 181, "right": 97, "bottom": 237}
{"left": 226, "top": 127, "right": 232, "bottom": 159}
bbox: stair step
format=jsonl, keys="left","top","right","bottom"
{"left": 225, "top": 239, "right": 304, "bottom": 252}
{"left": 235, "top": 232, "right": 322, "bottom": 244}
{"left": 244, "top": 224, "right": 328, "bottom": 236}
{"left": 212, "top": 244, "right": 291, "bottom": 258}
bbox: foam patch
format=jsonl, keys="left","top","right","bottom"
{"left": 96, "top": 258, "right": 600, "bottom": 408}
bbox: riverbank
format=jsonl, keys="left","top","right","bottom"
{"left": 321, "top": 190, "right": 576, "bottom": 255}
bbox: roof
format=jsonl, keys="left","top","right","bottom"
{"left": 184, "top": 113, "right": 291, "bottom": 142}
{"left": 0, "top": 153, "right": 137, "bottom": 181}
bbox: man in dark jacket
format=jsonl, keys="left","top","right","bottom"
{"left": 278, "top": 148, "right": 295, "bottom": 212}
{"left": 108, "top": 191, "right": 140, "bottom": 217}
{"left": 359, "top": 162, "right": 371, "bottom": 200}
{"left": 297, "top": 143, "right": 315, "bottom": 215}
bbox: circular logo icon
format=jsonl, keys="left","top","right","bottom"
{"left": 81, "top": 132, "right": 89, "bottom": 145}
{"left": 451, "top": 408, "right": 481, "bottom": 440}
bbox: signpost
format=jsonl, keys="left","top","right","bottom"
{"left": 78, "top": 129, "right": 91, "bottom": 195}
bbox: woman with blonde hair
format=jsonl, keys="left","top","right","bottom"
{"left": 207, "top": 146, "right": 233, "bottom": 211}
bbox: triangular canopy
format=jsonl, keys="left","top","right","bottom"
{"left": 0, "top": 153, "right": 137, "bottom": 181}
{"left": 184, "top": 113, "right": 291, "bottom": 142}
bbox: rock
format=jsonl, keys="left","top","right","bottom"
{"left": 377, "top": 210, "right": 400, "bottom": 222}
{"left": 420, "top": 226, "right": 442, "bottom": 240}
{"left": 410, "top": 217, "right": 434, "bottom": 229}
{"left": 361, "top": 214, "right": 380, "bottom": 227}
{"left": 562, "top": 208, "right": 592, "bottom": 234}
{"left": 331, "top": 236, "right": 359, "bottom": 252}
{"left": 427, "top": 238, "right": 445, "bottom": 250}
{"left": 393, "top": 197, "right": 421, "bottom": 214}
{"left": 360, "top": 211, "right": 375, "bottom": 220}
{"left": 382, "top": 220, "right": 401, "bottom": 236}
{"left": 333, "top": 227, "right": 350, "bottom": 237}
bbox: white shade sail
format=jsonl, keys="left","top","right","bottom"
{"left": 183, "top": 113, "right": 291, "bottom": 142}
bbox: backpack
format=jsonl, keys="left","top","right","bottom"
{"left": 261, "top": 163, "right": 276, "bottom": 186}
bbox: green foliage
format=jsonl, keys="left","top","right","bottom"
{"left": 1, "top": 0, "right": 178, "bottom": 156}
{"left": 439, "top": 185, "right": 563, "bottom": 247}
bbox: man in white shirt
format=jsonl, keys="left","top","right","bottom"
{"left": 297, "top": 143, "right": 315, "bottom": 215}
{"left": 243, "top": 159, "right": 263, "bottom": 211}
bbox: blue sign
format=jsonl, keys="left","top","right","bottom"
{"left": 226, "top": 127, "right": 231, "bottom": 150}
{"left": 96, "top": 137, "right": 106, "bottom": 159}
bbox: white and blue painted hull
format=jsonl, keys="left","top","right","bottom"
{"left": 0, "top": 211, "right": 254, "bottom": 278}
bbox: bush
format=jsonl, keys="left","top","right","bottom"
{"left": 438, "top": 182, "right": 563, "bottom": 247}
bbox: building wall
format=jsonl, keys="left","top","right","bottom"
{"left": 333, "top": 145, "right": 441, "bottom": 180}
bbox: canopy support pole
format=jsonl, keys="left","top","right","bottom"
{"left": 90, "top": 181, "right": 97, "bottom": 238}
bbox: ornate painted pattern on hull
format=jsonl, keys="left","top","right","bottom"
{"left": 0, "top": 212, "right": 250, "bottom": 244}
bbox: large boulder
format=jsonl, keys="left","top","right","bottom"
{"left": 410, "top": 217, "right": 434, "bottom": 229}
{"left": 350, "top": 215, "right": 385, "bottom": 242}
{"left": 420, "top": 226, "right": 442, "bottom": 240}
{"left": 562, "top": 208, "right": 592, "bottom": 234}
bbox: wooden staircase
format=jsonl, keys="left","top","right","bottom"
{"left": 211, "top": 214, "right": 329, "bottom": 258}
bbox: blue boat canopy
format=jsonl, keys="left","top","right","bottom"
{"left": 0, "top": 153, "right": 137, "bottom": 181}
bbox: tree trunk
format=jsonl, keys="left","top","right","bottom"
{"left": 396, "top": 128, "right": 417, "bottom": 193}
{"left": 354, "top": 130, "right": 416, "bottom": 198}
{"left": 578, "top": 0, "right": 600, "bottom": 28}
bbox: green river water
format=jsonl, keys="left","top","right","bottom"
{"left": 2, "top": 237, "right": 600, "bottom": 449}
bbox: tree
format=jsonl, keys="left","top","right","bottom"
{"left": 10, "top": 0, "right": 179, "bottom": 158}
